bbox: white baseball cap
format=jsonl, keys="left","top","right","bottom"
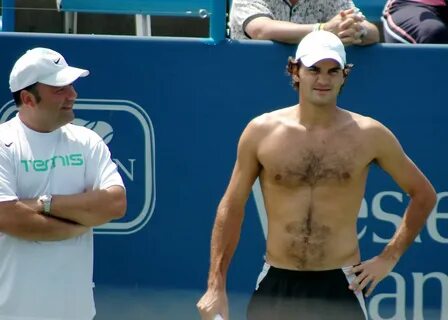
{"left": 9, "top": 47, "right": 89, "bottom": 92}
{"left": 295, "top": 31, "right": 346, "bottom": 69}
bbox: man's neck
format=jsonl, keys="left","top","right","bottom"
{"left": 18, "top": 111, "right": 59, "bottom": 133}
{"left": 295, "top": 102, "right": 339, "bottom": 129}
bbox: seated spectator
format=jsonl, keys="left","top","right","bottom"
{"left": 382, "top": 0, "right": 448, "bottom": 43}
{"left": 229, "top": 0, "right": 379, "bottom": 45}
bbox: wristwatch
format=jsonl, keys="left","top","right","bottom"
{"left": 38, "top": 194, "right": 52, "bottom": 214}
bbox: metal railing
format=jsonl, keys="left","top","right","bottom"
{"left": 1, "top": 0, "right": 227, "bottom": 42}
{"left": 57, "top": 0, "right": 226, "bottom": 42}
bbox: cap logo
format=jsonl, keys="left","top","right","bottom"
{"left": 54, "top": 58, "right": 61, "bottom": 64}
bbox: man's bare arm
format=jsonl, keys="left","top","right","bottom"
{"left": 0, "top": 200, "right": 88, "bottom": 241}
{"left": 375, "top": 126, "right": 436, "bottom": 260}
{"left": 350, "top": 121, "right": 436, "bottom": 296}
{"left": 245, "top": 17, "right": 316, "bottom": 44}
{"left": 48, "top": 185, "right": 126, "bottom": 227}
{"left": 197, "top": 119, "right": 263, "bottom": 320}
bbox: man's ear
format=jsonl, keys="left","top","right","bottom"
{"left": 20, "top": 90, "right": 37, "bottom": 107}
{"left": 292, "top": 74, "right": 300, "bottom": 82}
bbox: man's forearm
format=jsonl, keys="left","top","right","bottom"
{"left": 0, "top": 200, "right": 88, "bottom": 241}
{"left": 381, "top": 192, "right": 436, "bottom": 261}
{"left": 49, "top": 186, "right": 126, "bottom": 227}
{"left": 208, "top": 207, "right": 244, "bottom": 290}
{"left": 246, "top": 18, "right": 315, "bottom": 43}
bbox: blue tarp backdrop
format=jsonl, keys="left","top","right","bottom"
{"left": 0, "top": 33, "right": 446, "bottom": 319}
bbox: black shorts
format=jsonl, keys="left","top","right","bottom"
{"left": 247, "top": 263, "right": 368, "bottom": 320}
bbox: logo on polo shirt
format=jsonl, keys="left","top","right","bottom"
{"left": 20, "top": 153, "right": 84, "bottom": 172}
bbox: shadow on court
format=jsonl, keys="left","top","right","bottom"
{"left": 94, "top": 286, "right": 445, "bottom": 319}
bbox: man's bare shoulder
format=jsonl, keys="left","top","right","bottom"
{"left": 345, "top": 110, "right": 387, "bottom": 131}
{"left": 239, "top": 106, "right": 295, "bottom": 146}
{"left": 249, "top": 106, "right": 296, "bottom": 130}
{"left": 344, "top": 110, "right": 397, "bottom": 148}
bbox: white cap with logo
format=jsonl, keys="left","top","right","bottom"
{"left": 9, "top": 47, "right": 89, "bottom": 92}
{"left": 295, "top": 31, "right": 346, "bottom": 69}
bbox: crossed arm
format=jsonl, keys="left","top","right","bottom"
{"left": 48, "top": 185, "right": 126, "bottom": 227}
{"left": 0, "top": 199, "right": 87, "bottom": 241}
{"left": 0, "top": 185, "right": 126, "bottom": 241}
{"left": 245, "top": 8, "right": 379, "bottom": 45}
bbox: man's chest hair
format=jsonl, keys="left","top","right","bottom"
{"left": 259, "top": 132, "right": 371, "bottom": 187}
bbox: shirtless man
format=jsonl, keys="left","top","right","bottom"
{"left": 196, "top": 31, "right": 436, "bottom": 320}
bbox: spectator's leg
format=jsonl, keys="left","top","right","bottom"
{"left": 383, "top": 1, "right": 448, "bottom": 43}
